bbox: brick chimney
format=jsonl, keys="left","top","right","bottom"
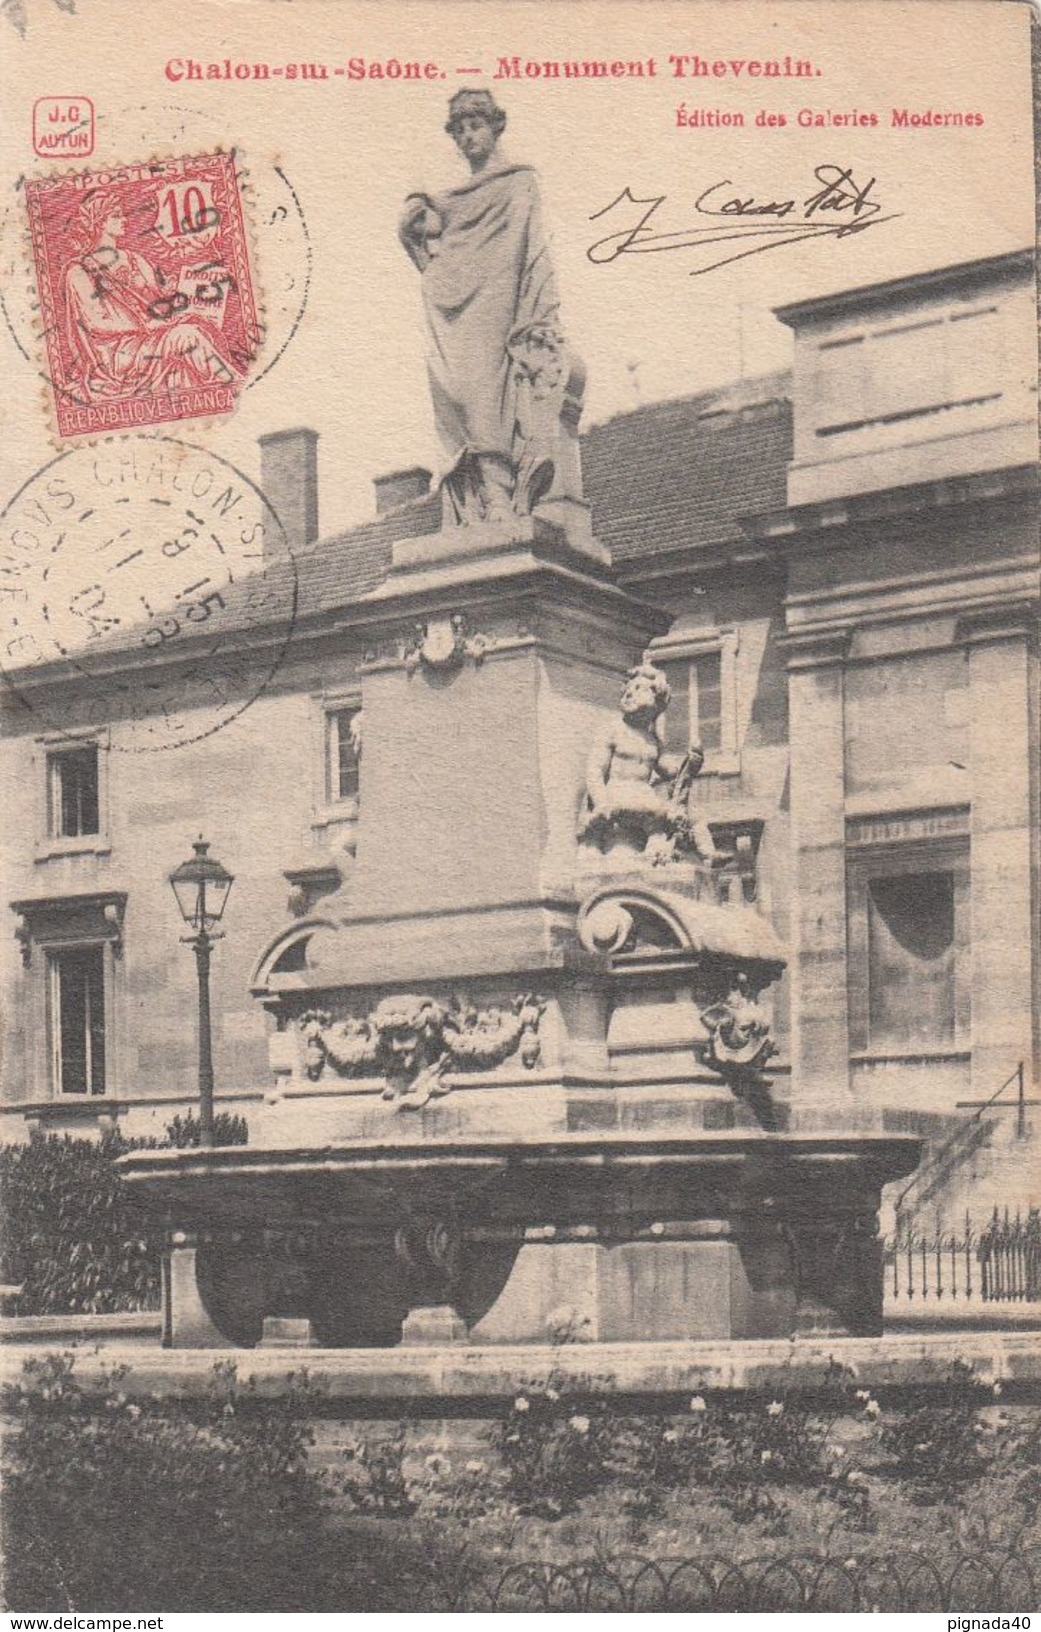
{"left": 258, "top": 428, "right": 319, "bottom": 557}
{"left": 373, "top": 466, "right": 432, "bottom": 515}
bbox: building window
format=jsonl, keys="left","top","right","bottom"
{"left": 693, "top": 650, "right": 722, "bottom": 753}
{"left": 326, "top": 707, "right": 361, "bottom": 804}
{"left": 11, "top": 892, "right": 124, "bottom": 1104}
{"left": 649, "top": 631, "right": 738, "bottom": 772}
{"left": 659, "top": 650, "right": 723, "bottom": 756}
{"left": 311, "top": 692, "right": 362, "bottom": 841}
{"left": 47, "top": 944, "right": 107, "bottom": 1095}
{"left": 35, "top": 733, "right": 109, "bottom": 860}
{"left": 48, "top": 745, "right": 100, "bottom": 838}
{"left": 867, "top": 872, "right": 955, "bottom": 1050}
{"left": 847, "top": 823, "right": 969, "bottom": 1056}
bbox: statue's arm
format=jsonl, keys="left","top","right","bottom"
{"left": 398, "top": 193, "right": 437, "bottom": 273}
{"left": 584, "top": 727, "right": 615, "bottom": 810}
{"left": 658, "top": 742, "right": 705, "bottom": 787}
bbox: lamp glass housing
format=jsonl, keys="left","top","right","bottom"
{"left": 169, "top": 839, "right": 234, "bottom": 934}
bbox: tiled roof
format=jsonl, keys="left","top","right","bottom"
{"left": 293, "top": 491, "right": 441, "bottom": 614}
{"left": 5, "top": 373, "right": 792, "bottom": 674}
{"left": 288, "top": 369, "right": 792, "bottom": 615}
{"left": 582, "top": 371, "right": 792, "bottom": 569}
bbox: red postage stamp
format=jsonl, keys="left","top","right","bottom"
{"left": 25, "top": 152, "right": 262, "bottom": 439}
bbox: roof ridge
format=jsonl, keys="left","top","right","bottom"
{"left": 586, "top": 368, "right": 792, "bottom": 435}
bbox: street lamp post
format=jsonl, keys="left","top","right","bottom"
{"left": 169, "top": 838, "right": 234, "bottom": 1149}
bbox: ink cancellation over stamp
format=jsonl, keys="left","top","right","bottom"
{"left": 25, "top": 151, "right": 263, "bottom": 440}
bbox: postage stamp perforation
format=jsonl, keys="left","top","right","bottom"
{"left": 23, "top": 148, "right": 267, "bottom": 447}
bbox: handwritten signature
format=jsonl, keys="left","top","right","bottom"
{"left": 587, "top": 165, "right": 900, "bottom": 275}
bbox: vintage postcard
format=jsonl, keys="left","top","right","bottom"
{"left": 0, "top": 0, "right": 1038, "bottom": 1616}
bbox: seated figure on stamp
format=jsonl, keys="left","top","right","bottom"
{"left": 400, "top": 90, "right": 583, "bottom": 526}
{"left": 578, "top": 662, "right": 722, "bottom": 866}
{"left": 64, "top": 191, "right": 240, "bottom": 401}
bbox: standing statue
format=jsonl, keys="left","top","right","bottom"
{"left": 400, "top": 90, "right": 583, "bottom": 526}
{"left": 578, "top": 662, "right": 722, "bottom": 865}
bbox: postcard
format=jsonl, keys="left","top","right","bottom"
{"left": 0, "top": 0, "right": 1038, "bottom": 1617}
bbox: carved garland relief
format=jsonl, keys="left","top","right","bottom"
{"left": 299, "top": 992, "right": 545, "bottom": 1109}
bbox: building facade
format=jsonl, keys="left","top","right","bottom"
{"left": 2, "top": 250, "right": 1037, "bottom": 1218}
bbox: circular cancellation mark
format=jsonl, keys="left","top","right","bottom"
{"left": 0, "top": 437, "right": 299, "bottom": 753}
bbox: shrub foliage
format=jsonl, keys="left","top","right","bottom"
{"left": 2, "top": 1354, "right": 324, "bottom": 1610}
{"left": 0, "top": 1113, "right": 248, "bottom": 1316}
{"left": 1, "top": 1355, "right": 446, "bottom": 1612}
{"left": 3, "top": 1354, "right": 1039, "bottom": 1611}
{"left": 0, "top": 1134, "right": 162, "bottom": 1315}
{"left": 164, "top": 1110, "right": 249, "bottom": 1148}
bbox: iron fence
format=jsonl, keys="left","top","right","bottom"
{"left": 885, "top": 1207, "right": 1041, "bottom": 1302}
{"left": 398, "top": 1546, "right": 1040, "bottom": 1612}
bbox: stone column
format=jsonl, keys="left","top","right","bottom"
{"left": 785, "top": 634, "right": 852, "bottom": 1124}
{"left": 966, "top": 614, "right": 1037, "bottom": 1099}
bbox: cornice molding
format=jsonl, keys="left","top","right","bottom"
{"left": 743, "top": 463, "right": 1039, "bottom": 552}
{"left": 10, "top": 890, "right": 128, "bottom": 966}
{"left": 773, "top": 247, "right": 1035, "bottom": 328}
{"left": 956, "top": 606, "right": 1039, "bottom": 647}
{"left": 775, "top": 628, "right": 852, "bottom": 672}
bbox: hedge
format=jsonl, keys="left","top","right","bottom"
{"left": 0, "top": 1112, "right": 248, "bottom": 1315}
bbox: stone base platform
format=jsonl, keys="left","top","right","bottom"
{"left": 2, "top": 1331, "right": 1039, "bottom": 1404}
{"left": 119, "top": 1132, "right": 921, "bottom": 1349}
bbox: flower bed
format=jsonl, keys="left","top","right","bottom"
{"left": 4, "top": 1351, "right": 1037, "bottom": 1610}
{"left": 332, "top": 1360, "right": 1041, "bottom": 1567}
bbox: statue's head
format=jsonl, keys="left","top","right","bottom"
{"left": 620, "top": 662, "right": 671, "bottom": 723}
{"left": 445, "top": 89, "right": 506, "bottom": 171}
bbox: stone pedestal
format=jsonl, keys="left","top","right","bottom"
{"left": 135, "top": 1135, "right": 916, "bottom": 1349}
{"left": 127, "top": 500, "right": 922, "bottom": 1355}
{"left": 469, "top": 1231, "right": 768, "bottom": 1345}
{"left": 259, "top": 1316, "right": 318, "bottom": 1349}
{"left": 400, "top": 1305, "right": 469, "bottom": 1346}
{"left": 344, "top": 517, "right": 667, "bottom": 930}
{"left": 163, "top": 1238, "right": 227, "bottom": 1349}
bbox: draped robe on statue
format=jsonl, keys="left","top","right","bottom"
{"left": 403, "top": 160, "right": 563, "bottom": 520}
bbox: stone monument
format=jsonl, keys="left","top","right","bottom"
{"left": 121, "top": 95, "right": 920, "bottom": 1351}
{"left": 398, "top": 88, "right": 585, "bottom": 533}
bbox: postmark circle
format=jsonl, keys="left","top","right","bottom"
{"left": 0, "top": 436, "right": 298, "bottom": 752}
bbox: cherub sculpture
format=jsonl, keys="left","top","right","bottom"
{"left": 577, "top": 662, "right": 721, "bottom": 865}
